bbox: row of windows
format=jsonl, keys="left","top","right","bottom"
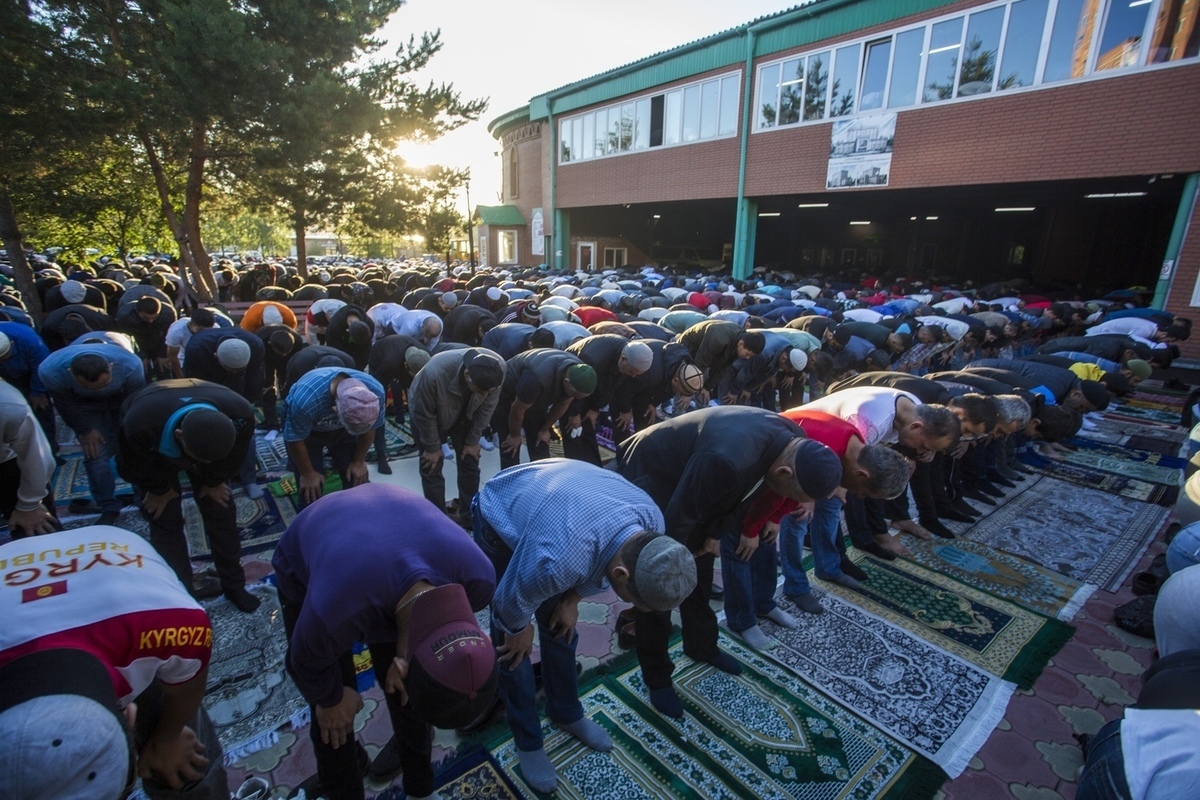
{"left": 559, "top": 72, "right": 740, "bottom": 163}
{"left": 757, "top": 0, "right": 1199, "bottom": 129}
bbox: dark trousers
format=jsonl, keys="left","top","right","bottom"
{"left": 279, "top": 595, "right": 433, "bottom": 800}
{"left": 0, "top": 458, "right": 58, "bottom": 538}
{"left": 635, "top": 551, "right": 719, "bottom": 689}
{"left": 559, "top": 415, "right": 603, "bottom": 466}
{"left": 291, "top": 430, "right": 358, "bottom": 510}
{"left": 418, "top": 421, "right": 482, "bottom": 512}
{"left": 843, "top": 494, "right": 887, "bottom": 547}
{"left": 142, "top": 477, "right": 245, "bottom": 594}
{"left": 493, "top": 401, "right": 551, "bottom": 470}
{"left": 134, "top": 681, "right": 229, "bottom": 799}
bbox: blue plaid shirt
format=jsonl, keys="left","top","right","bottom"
{"left": 478, "top": 459, "right": 664, "bottom": 635}
{"left": 281, "top": 367, "right": 385, "bottom": 441}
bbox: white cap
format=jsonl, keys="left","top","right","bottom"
{"left": 622, "top": 341, "right": 653, "bottom": 372}
{"left": 60, "top": 280, "right": 88, "bottom": 304}
{"left": 0, "top": 331, "right": 10, "bottom": 358}
{"left": 216, "top": 338, "right": 252, "bottom": 369}
{"left": 262, "top": 305, "right": 283, "bottom": 326}
{"left": 788, "top": 348, "right": 809, "bottom": 372}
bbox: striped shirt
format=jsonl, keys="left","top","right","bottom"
{"left": 281, "top": 367, "right": 385, "bottom": 441}
{"left": 478, "top": 459, "right": 664, "bottom": 635}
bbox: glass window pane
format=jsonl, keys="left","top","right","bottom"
{"left": 650, "top": 95, "right": 665, "bottom": 147}
{"left": 778, "top": 58, "right": 804, "bottom": 125}
{"left": 830, "top": 43, "right": 859, "bottom": 117}
{"left": 608, "top": 107, "right": 621, "bottom": 153}
{"left": 583, "top": 113, "right": 596, "bottom": 159}
{"left": 620, "top": 104, "right": 634, "bottom": 151}
{"left": 560, "top": 120, "right": 571, "bottom": 162}
{"left": 1096, "top": 0, "right": 1152, "bottom": 71}
{"left": 572, "top": 117, "right": 583, "bottom": 162}
{"left": 958, "top": 6, "right": 1005, "bottom": 96}
{"left": 860, "top": 38, "right": 892, "bottom": 111}
{"left": 634, "top": 98, "right": 651, "bottom": 149}
{"left": 803, "top": 51, "right": 829, "bottom": 120}
{"left": 887, "top": 28, "right": 924, "bottom": 108}
{"left": 923, "top": 18, "right": 963, "bottom": 102}
{"left": 1043, "top": 0, "right": 1092, "bottom": 82}
{"left": 664, "top": 90, "right": 682, "bottom": 145}
{"left": 699, "top": 80, "right": 720, "bottom": 138}
{"left": 718, "top": 75, "right": 739, "bottom": 136}
{"left": 682, "top": 84, "right": 701, "bottom": 141}
{"left": 758, "top": 63, "right": 780, "bottom": 128}
{"left": 999, "top": 0, "right": 1049, "bottom": 89}
{"left": 1149, "top": 0, "right": 1200, "bottom": 62}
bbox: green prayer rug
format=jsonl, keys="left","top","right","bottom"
{"left": 492, "top": 638, "right": 944, "bottom": 798}
{"left": 183, "top": 487, "right": 298, "bottom": 559}
{"left": 897, "top": 534, "right": 1095, "bottom": 621}
{"left": 821, "top": 555, "right": 1074, "bottom": 689}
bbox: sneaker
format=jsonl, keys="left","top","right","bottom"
{"left": 442, "top": 442, "right": 455, "bottom": 460}
{"left": 479, "top": 435, "right": 496, "bottom": 452}
{"left": 235, "top": 777, "right": 271, "bottom": 800}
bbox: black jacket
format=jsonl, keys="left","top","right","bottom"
{"left": 285, "top": 346, "right": 355, "bottom": 392}
{"left": 614, "top": 340, "right": 693, "bottom": 412}
{"left": 367, "top": 334, "right": 429, "bottom": 388}
{"left": 565, "top": 335, "right": 627, "bottom": 414}
{"left": 325, "top": 305, "right": 373, "bottom": 369}
{"left": 500, "top": 349, "right": 582, "bottom": 411}
{"left": 184, "top": 327, "right": 266, "bottom": 403}
{"left": 443, "top": 304, "right": 497, "bottom": 346}
{"left": 40, "top": 304, "right": 115, "bottom": 351}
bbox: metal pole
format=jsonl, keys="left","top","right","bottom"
{"left": 465, "top": 176, "right": 476, "bottom": 273}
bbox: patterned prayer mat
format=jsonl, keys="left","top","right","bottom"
{"left": 822, "top": 555, "right": 1073, "bottom": 689}
{"left": 492, "top": 637, "right": 944, "bottom": 798}
{"left": 1017, "top": 448, "right": 1180, "bottom": 505}
{"left": 201, "top": 584, "right": 307, "bottom": 763}
{"left": 756, "top": 591, "right": 1013, "bottom": 777}
{"left": 51, "top": 452, "right": 133, "bottom": 501}
{"left": 369, "top": 745, "right": 523, "bottom": 800}
{"left": 1038, "top": 439, "right": 1184, "bottom": 486}
{"left": 1104, "top": 404, "right": 1184, "bottom": 424}
{"left": 183, "top": 488, "right": 298, "bottom": 559}
{"left": 896, "top": 535, "right": 1095, "bottom": 621}
{"left": 956, "top": 476, "right": 1168, "bottom": 591}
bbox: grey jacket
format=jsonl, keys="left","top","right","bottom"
{"left": 409, "top": 348, "right": 505, "bottom": 450}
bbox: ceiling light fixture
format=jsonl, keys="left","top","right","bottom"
{"left": 1085, "top": 192, "right": 1148, "bottom": 198}
{"left": 758, "top": 212, "right": 781, "bottom": 217}
{"left": 798, "top": 203, "right": 830, "bottom": 208}
{"left": 995, "top": 207, "right": 1035, "bottom": 212}
{"left": 850, "top": 220, "right": 871, "bottom": 225}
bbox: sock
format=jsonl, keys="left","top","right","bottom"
{"left": 556, "top": 717, "right": 612, "bottom": 752}
{"left": 827, "top": 573, "right": 862, "bottom": 590}
{"left": 763, "top": 607, "right": 797, "bottom": 629}
{"left": 649, "top": 686, "right": 683, "bottom": 718}
{"left": 705, "top": 650, "right": 743, "bottom": 676}
{"left": 788, "top": 593, "right": 825, "bottom": 614}
{"left": 516, "top": 748, "right": 557, "bottom": 794}
{"left": 736, "top": 624, "right": 774, "bottom": 650}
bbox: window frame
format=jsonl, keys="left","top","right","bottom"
{"left": 497, "top": 230, "right": 518, "bottom": 265}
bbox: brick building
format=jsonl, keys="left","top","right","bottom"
{"left": 487, "top": 0, "right": 1200, "bottom": 355}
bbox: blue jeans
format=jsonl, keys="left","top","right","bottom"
{"left": 719, "top": 529, "right": 779, "bottom": 633}
{"left": 79, "top": 408, "right": 121, "bottom": 513}
{"left": 471, "top": 497, "right": 584, "bottom": 752}
{"left": 779, "top": 497, "right": 844, "bottom": 597}
{"left": 1076, "top": 718, "right": 1130, "bottom": 800}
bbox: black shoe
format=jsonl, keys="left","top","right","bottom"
{"left": 455, "top": 695, "right": 503, "bottom": 736}
{"left": 375, "top": 459, "right": 392, "bottom": 475}
{"left": 977, "top": 481, "right": 1005, "bottom": 498}
{"left": 395, "top": 443, "right": 419, "bottom": 459}
{"left": 367, "top": 735, "right": 403, "bottom": 781}
{"left": 96, "top": 510, "right": 121, "bottom": 525}
{"left": 226, "top": 587, "right": 261, "bottom": 613}
{"left": 856, "top": 541, "right": 897, "bottom": 561}
{"left": 709, "top": 583, "right": 724, "bottom": 600}
{"left": 838, "top": 557, "right": 869, "bottom": 582}
{"left": 921, "top": 519, "right": 956, "bottom": 539}
{"left": 963, "top": 489, "right": 997, "bottom": 506}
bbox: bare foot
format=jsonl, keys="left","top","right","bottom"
{"left": 875, "top": 534, "right": 911, "bottom": 557}
{"left": 890, "top": 520, "right": 931, "bottom": 540}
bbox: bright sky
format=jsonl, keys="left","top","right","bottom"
{"left": 384, "top": 0, "right": 795, "bottom": 214}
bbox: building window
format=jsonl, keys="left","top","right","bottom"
{"left": 859, "top": 38, "right": 893, "bottom": 111}
{"left": 887, "top": 27, "right": 925, "bottom": 108}
{"left": 498, "top": 230, "right": 517, "bottom": 264}
{"left": 1043, "top": 0, "right": 1094, "bottom": 82}
{"left": 998, "top": 0, "right": 1050, "bottom": 90}
{"left": 604, "top": 247, "right": 627, "bottom": 269}
{"left": 1095, "top": 0, "right": 1155, "bottom": 71}
{"left": 958, "top": 6, "right": 1006, "bottom": 96}
{"left": 509, "top": 149, "right": 518, "bottom": 198}
{"left": 830, "top": 43, "right": 860, "bottom": 117}
{"left": 1149, "top": 0, "right": 1200, "bottom": 62}
{"left": 924, "top": 18, "right": 965, "bottom": 102}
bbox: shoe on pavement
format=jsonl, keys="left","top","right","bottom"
{"left": 479, "top": 436, "right": 496, "bottom": 452}
{"left": 442, "top": 442, "right": 455, "bottom": 460}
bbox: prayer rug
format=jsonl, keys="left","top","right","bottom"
{"left": 1051, "top": 439, "right": 1185, "bottom": 485}
{"left": 492, "top": 638, "right": 944, "bottom": 798}
{"left": 897, "top": 535, "right": 1095, "bottom": 621}
{"left": 1017, "top": 449, "right": 1180, "bottom": 506}
{"left": 183, "top": 487, "right": 298, "bottom": 559}
{"left": 956, "top": 476, "right": 1169, "bottom": 591}
{"left": 254, "top": 433, "right": 290, "bottom": 473}
{"left": 1104, "top": 404, "right": 1184, "bottom": 424}
{"left": 754, "top": 592, "right": 1013, "bottom": 777}
{"left": 822, "top": 555, "right": 1074, "bottom": 689}
{"left": 368, "top": 745, "right": 523, "bottom": 800}
{"left": 201, "top": 584, "right": 307, "bottom": 763}
{"left": 51, "top": 452, "right": 133, "bottom": 501}
{"left": 1125, "top": 434, "right": 1185, "bottom": 456}
{"left": 367, "top": 418, "right": 418, "bottom": 462}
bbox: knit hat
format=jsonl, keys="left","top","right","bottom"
{"left": 463, "top": 349, "right": 505, "bottom": 391}
{"left": 622, "top": 341, "right": 653, "bottom": 372}
{"left": 566, "top": 363, "right": 597, "bottom": 395}
{"left": 1078, "top": 379, "right": 1110, "bottom": 411}
{"left": 787, "top": 348, "right": 808, "bottom": 372}
{"left": 792, "top": 438, "right": 844, "bottom": 501}
{"left": 60, "top": 279, "right": 88, "bottom": 304}
{"left": 404, "top": 346, "right": 431, "bottom": 373}
{"left": 677, "top": 363, "right": 704, "bottom": 393}
{"left": 519, "top": 302, "right": 540, "bottom": 323}
{"left": 633, "top": 536, "right": 697, "bottom": 611}
{"left": 216, "top": 338, "right": 252, "bottom": 370}
{"left": 179, "top": 408, "right": 237, "bottom": 462}
{"left": 1126, "top": 359, "right": 1152, "bottom": 379}
{"left": 403, "top": 584, "right": 497, "bottom": 729}
{"left": 0, "top": 650, "right": 129, "bottom": 800}
{"left": 0, "top": 332, "right": 10, "bottom": 359}
{"left": 335, "top": 378, "right": 380, "bottom": 435}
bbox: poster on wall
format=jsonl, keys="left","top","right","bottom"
{"left": 531, "top": 209, "right": 544, "bottom": 255}
{"left": 826, "top": 112, "right": 895, "bottom": 190}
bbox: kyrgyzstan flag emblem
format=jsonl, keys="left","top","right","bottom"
{"left": 22, "top": 580, "right": 68, "bottom": 603}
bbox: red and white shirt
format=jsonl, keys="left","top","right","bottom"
{"left": 0, "top": 526, "right": 212, "bottom": 705}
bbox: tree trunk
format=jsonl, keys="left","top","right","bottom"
{"left": 0, "top": 184, "right": 44, "bottom": 324}
{"left": 182, "top": 119, "right": 218, "bottom": 298}
{"left": 294, "top": 211, "right": 308, "bottom": 279}
{"left": 136, "top": 126, "right": 211, "bottom": 303}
